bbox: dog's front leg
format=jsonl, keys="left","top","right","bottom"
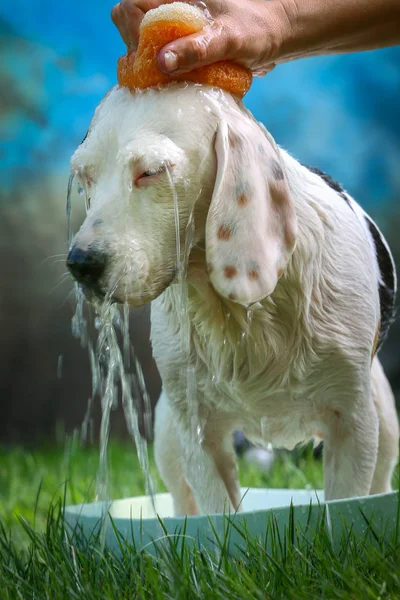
{"left": 155, "top": 390, "right": 240, "bottom": 515}
{"left": 178, "top": 419, "right": 240, "bottom": 515}
{"left": 322, "top": 382, "right": 379, "bottom": 500}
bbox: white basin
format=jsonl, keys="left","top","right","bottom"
{"left": 65, "top": 488, "right": 399, "bottom": 556}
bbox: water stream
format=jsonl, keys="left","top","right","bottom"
{"left": 166, "top": 164, "right": 204, "bottom": 444}
{"left": 67, "top": 175, "right": 155, "bottom": 509}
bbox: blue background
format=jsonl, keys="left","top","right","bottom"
{"left": 0, "top": 1, "right": 399, "bottom": 441}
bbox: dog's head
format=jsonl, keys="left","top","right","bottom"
{"left": 67, "top": 84, "right": 296, "bottom": 307}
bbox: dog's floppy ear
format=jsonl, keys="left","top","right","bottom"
{"left": 205, "top": 109, "right": 297, "bottom": 306}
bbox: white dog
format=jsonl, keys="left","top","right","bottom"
{"left": 68, "top": 83, "right": 399, "bottom": 515}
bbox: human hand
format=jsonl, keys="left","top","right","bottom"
{"left": 111, "top": 0, "right": 290, "bottom": 76}
{"left": 112, "top": 0, "right": 400, "bottom": 78}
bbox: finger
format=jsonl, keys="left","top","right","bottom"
{"left": 252, "top": 64, "right": 276, "bottom": 77}
{"left": 111, "top": 1, "right": 144, "bottom": 49}
{"left": 134, "top": 0, "right": 176, "bottom": 10}
{"left": 158, "top": 22, "right": 234, "bottom": 74}
{"left": 112, "top": 0, "right": 179, "bottom": 49}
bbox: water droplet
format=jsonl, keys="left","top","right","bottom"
{"left": 66, "top": 172, "right": 75, "bottom": 245}
{"left": 261, "top": 417, "right": 268, "bottom": 439}
{"left": 325, "top": 504, "right": 333, "bottom": 543}
{"left": 57, "top": 354, "right": 63, "bottom": 379}
{"left": 196, "top": 424, "right": 204, "bottom": 444}
{"left": 131, "top": 239, "right": 140, "bottom": 250}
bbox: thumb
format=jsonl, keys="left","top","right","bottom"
{"left": 158, "top": 24, "right": 232, "bottom": 74}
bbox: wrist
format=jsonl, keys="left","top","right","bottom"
{"left": 269, "top": 0, "right": 400, "bottom": 63}
{"left": 265, "top": 0, "right": 298, "bottom": 65}
{"left": 270, "top": 0, "right": 346, "bottom": 63}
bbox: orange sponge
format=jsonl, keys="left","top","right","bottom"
{"left": 117, "top": 2, "right": 252, "bottom": 98}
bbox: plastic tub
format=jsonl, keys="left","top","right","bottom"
{"left": 65, "top": 488, "right": 399, "bottom": 556}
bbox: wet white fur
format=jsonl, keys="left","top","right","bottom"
{"left": 71, "top": 84, "right": 399, "bottom": 515}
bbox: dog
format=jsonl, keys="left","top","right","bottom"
{"left": 67, "top": 83, "right": 399, "bottom": 515}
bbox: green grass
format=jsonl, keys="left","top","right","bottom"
{"left": 0, "top": 440, "right": 399, "bottom": 599}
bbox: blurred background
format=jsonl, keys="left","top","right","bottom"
{"left": 0, "top": 0, "right": 399, "bottom": 446}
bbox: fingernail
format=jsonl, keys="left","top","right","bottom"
{"left": 163, "top": 50, "right": 178, "bottom": 72}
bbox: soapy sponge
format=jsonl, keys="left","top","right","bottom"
{"left": 117, "top": 2, "right": 252, "bottom": 97}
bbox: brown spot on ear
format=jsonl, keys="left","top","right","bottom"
{"left": 228, "top": 293, "right": 236, "bottom": 301}
{"left": 269, "top": 180, "right": 288, "bottom": 205}
{"left": 269, "top": 181, "right": 297, "bottom": 250}
{"left": 248, "top": 269, "right": 259, "bottom": 280}
{"left": 237, "top": 193, "right": 250, "bottom": 207}
{"left": 217, "top": 224, "right": 232, "bottom": 241}
{"left": 224, "top": 265, "right": 237, "bottom": 279}
{"left": 271, "top": 158, "right": 284, "bottom": 181}
{"left": 284, "top": 226, "right": 296, "bottom": 249}
{"left": 277, "top": 268, "right": 283, "bottom": 278}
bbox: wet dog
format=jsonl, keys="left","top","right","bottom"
{"left": 68, "top": 84, "right": 398, "bottom": 514}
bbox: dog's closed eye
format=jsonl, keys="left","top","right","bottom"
{"left": 135, "top": 164, "right": 168, "bottom": 187}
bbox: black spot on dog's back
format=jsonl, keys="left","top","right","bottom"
{"left": 305, "top": 165, "right": 353, "bottom": 211}
{"left": 365, "top": 216, "right": 396, "bottom": 351}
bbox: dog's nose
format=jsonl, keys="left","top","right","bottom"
{"left": 67, "top": 247, "right": 106, "bottom": 285}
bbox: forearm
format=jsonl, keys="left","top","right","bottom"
{"left": 277, "top": 0, "right": 400, "bottom": 63}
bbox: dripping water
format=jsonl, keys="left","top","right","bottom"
{"left": 66, "top": 172, "right": 75, "bottom": 247}
{"left": 166, "top": 164, "right": 203, "bottom": 444}
{"left": 57, "top": 355, "right": 63, "bottom": 379}
{"left": 261, "top": 416, "right": 268, "bottom": 440}
{"left": 67, "top": 173, "right": 155, "bottom": 515}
